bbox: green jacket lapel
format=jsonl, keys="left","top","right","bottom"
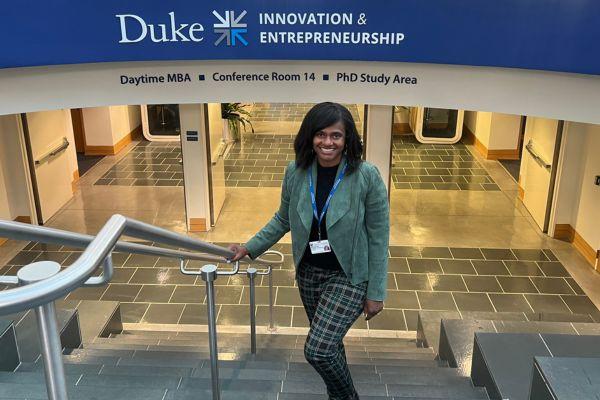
{"left": 296, "top": 157, "right": 351, "bottom": 233}
{"left": 296, "top": 160, "right": 315, "bottom": 233}
{"left": 325, "top": 158, "right": 352, "bottom": 229}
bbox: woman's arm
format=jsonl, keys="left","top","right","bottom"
{"left": 364, "top": 164, "right": 390, "bottom": 302}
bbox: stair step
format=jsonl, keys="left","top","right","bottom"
{"left": 100, "top": 337, "right": 423, "bottom": 352}
{"left": 99, "top": 365, "right": 194, "bottom": 377}
{"left": 0, "top": 383, "right": 167, "bottom": 400}
{"left": 0, "top": 372, "right": 81, "bottom": 385}
{"left": 163, "top": 390, "right": 277, "bottom": 400}
{"left": 77, "top": 374, "right": 181, "bottom": 389}
{"left": 114, "top": 332, "right": 415, "bottom": 347}
{"left": 67, "top": 348, "right": 435, "bottom": 366}
{"left": 386, "top": 384, "right": 488, "bottom": 399}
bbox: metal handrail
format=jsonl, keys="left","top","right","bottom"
{"left": 34, "top": 137, "right": 70, "bottom": 165}
{"left": 0, "top": 218, "right": 278, "bottom": 307}
{"left": 0, "top": 215, "right": 284, "bottom": 400}
{"left": 525, "top": 139, "right": 552, "bottom": 171}
{"left": 188, "top": 249, "right": 285, "bottom": 400}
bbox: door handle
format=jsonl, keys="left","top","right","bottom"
{"left": 525, "top": 139, "right": 551, "bottom": 171}
{"left": 34, "top": 137, "right": 70, "bottom": 165}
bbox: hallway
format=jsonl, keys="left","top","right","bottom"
{"left": 1, "top": 131, "right": 599, "bottom": 335}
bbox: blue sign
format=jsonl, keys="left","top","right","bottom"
{"left": 2, "top": 1, "right": 600, "bottom": 75}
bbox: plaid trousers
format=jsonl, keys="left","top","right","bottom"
{"left": 298, "top": 262, "right": 367, "bottom": 400}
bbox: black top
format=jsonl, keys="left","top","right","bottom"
{"left": 300, "top": 163, "right": 343, "bottom": 271}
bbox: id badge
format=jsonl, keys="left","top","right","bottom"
{"left": 309, "top": 240, "right": 332, "bottom": 254}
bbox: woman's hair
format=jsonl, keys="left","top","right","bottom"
{"left": 294, "top": 102, "right": 363, "bottom": 173}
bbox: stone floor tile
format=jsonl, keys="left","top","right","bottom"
{"left": 416, "top": 291, "right": 457, "bottom": 311}
{"left": 463, "top": 276, "right": 503, "bottom": 293}
{"left": 452, "top": 292, "right": 495, "bottom": 312}
{"left": 489, "top": 293, "right": 533, "bottom": 313}
{"left": 408, "top": 258, "right": 442, "bottom": 273}
{"left": 472, "top": 260, "right": 511, "bottom": 276}
{"left": 525, "top": 294, "right": 572, "bottom": 314}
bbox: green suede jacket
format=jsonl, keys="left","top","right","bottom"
{"left": 245, "top": 157, "right": 390, "bottom": 301}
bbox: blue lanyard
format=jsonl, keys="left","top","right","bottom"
{"left": 308, "top": 163, "right": 347, "bottom": 240}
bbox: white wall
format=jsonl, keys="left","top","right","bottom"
{"left": 573, "top": 124, "right": 600, "bottom": 249}
{"left": 552, "top": 122, "right": 600, "bottom": 250}
{"left": 180, "top": 104, "right": 209, "bottom": 229}
{"left": 0, "top": 115, "right": 30, "bottom": 219}
{"left": 365, "top": 105, "right": 392, "bottom": 192}
{"left": 465, "top": 111, "right": 521, "bottom": 151}
{"left": 464, "top": 111, "right": 477, "bottom": 133}
{"left": 83, "top": 105, "right": 141, "bottom": 147}
{"left": 63, "top": 109, "right": 78, "bottom": 178}
{"left": 474, "top": 112, "right": 492, "bottom": 147}
{"left": 0, "top": 163, "right": 11, "bottom": 220}
{"left": 109, "top": 105, "right": 141, "bottom": 143}
{"left": 82, "top": 107, "right": 113, "bottom": 146}
{"left": 554, "top": 122, "right": 586, "bottom": 225}
{"left": 489, "top": 113, "right": 521, "bottom": 150}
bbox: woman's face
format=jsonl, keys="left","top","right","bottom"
{"left": 312, "top": 121, "right": 346, "bottom": 167}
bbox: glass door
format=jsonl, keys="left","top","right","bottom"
{"left": 141, "top": 104, "right": 181, "bottom": 141}
{"left": 415, "top": 107, "right": 464, "bottom": 144}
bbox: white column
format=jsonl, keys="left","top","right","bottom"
{"left": 179, "top": 104, "right": 210, "bottom": 232}
{"left": 364, "top": 105, "right": 393, "bottom": 193}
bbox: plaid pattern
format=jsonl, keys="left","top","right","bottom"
{"left": 298, "top": 262, "right": 367, "bottom": 400}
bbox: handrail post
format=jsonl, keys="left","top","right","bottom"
{"left": 17, "top": 261, "right": 68, "bottom": 400}
{"left": 36, "top": 302, "right": 69, "bottom": 399}
{"left": 200, "top": 264, "right": 220, "bottom": 400}
{"left": 246, "top": 267, "right": 257, "bottom": 354}
{"left": 267, "top": 270, "right": 275, "bottom": 332}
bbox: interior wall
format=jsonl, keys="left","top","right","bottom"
{"left": 489, "top": 113, "right": 521, "bottom": 150}
{"left": 0, "top": 163, "right": 11, "bottom": 220}
{"left": 0, "top": 115, "right": 30, "bottom": 219}
{"left": 365, "top": 105, "right": 392, "bottom": 192}
{"left": 82, "top": 107, "right": 113, "bottom": 146}
{"left": 393, "top": 107, "right": 409, "bottom": 124}
{"left": 63, "top": 109, "right": 78, "bottom": 178}
{"left": 554, "top": 123, "right": 586, "bottom": 225}
{"left": 572, "top": 124, "right": 600, "bottom": 249}
{"left": 464, "top": 111, "right": 477, "bottom": 133}
{"left": 474, "top": 111, "right": 492, "bottom": 147}
{"left": 83, "top": 105, "right": 141, "bottom": 148}
{"left": 109, "top": 105, "right": 141, "bottom": 143}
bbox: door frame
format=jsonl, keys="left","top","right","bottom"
{"left": 141, "top": 104, "right": 182, "bottom": 142}
{"left": 546, "top": 121, "right": 566, "bottom": 236}
{"left": 414, "top": 107, "right": 464, "bottom": 144}
{"left": 17, "top": 114, "right": 41, "bottom": 225}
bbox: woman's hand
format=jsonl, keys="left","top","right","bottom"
{"left": 227, "top": 244, "right": 249, "bottom": 262}
{"left": 363, "top": 299, "right": 384, "bottom": 320}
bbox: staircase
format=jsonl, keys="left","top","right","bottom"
{"left": 2, "top": 330, "right": 489, "bottom": 400}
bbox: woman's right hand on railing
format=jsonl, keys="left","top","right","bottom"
{"left": 228, "top": 244, "right": 250, "bottom": 261}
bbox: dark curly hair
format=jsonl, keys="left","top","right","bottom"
{"left": 294, "top": 102, "right": 363, "bottom": 174}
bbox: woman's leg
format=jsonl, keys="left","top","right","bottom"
{"left": 303, "top": 272, "right": 367, "bottom": 400}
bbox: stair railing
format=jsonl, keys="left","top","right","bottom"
{"left": 0, "top": 215, "right": 281, "bottom": 400}
{"left": 180, "top": 249, "right": 284, "bottom": 400}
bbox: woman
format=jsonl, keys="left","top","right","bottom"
{"left": 229, "top": 102, "right": 389, "bottom": 400}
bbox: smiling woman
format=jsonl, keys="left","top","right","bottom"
{"left": 228, "top": 102, "right": 389, "bottom": 400}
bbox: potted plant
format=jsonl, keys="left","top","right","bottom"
{"left": 221, "top": 103, "right": 254, "bottom": 142}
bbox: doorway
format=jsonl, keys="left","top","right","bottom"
{"left": 71, "top": 108, "right": 104, "bottom": 176}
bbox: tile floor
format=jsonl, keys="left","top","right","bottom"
{"left": 2, "top": 242, "right": 597, "bottom": 331}
{"left": 224, "top": 134, "right": 295, "bottom": 188}
{"left": 94, "top": 141, "right": 183, "bottom": 187}
{"left": 392, "top": 135, "right": 499, "bottom": 191}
